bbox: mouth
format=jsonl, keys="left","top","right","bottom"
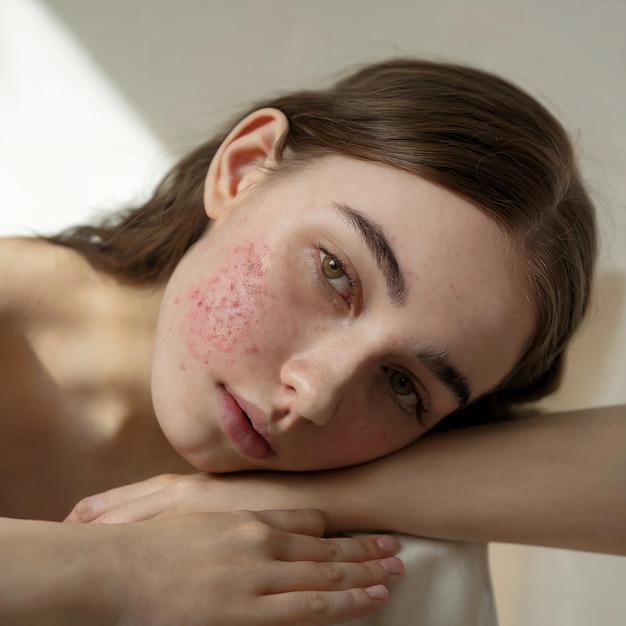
{"left": 219, "top": 386, "right": 275, "bottom": 460}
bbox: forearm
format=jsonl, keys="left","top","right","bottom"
{"left": 266, "top": 405, "right": 626, "bottom": 554}
{"left": 70, "top": 405, "right": 626, "bottom": 555}
{"left": 0, "top": 517, "right": 119, "bottom": 616}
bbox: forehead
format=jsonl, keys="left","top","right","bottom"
{"left": 284, "top": 156, "right": 535, "bottom": 397}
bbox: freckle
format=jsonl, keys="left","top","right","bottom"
{"left": 179, "top": 362, "right": 187, "bottom": 371}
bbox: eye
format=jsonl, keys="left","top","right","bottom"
{"left": 321, "top": 254, "right": 344, "bottom": 280}
{"left": 385, "top": 368, "right": 428, "bottom": 426}
{"left": 389, "top": 370, "right": 415, "bottom": 396}
{"left": 317, "top": 245, "right": 357, "bottom": 305}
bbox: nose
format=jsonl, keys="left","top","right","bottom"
{"left": 278, "top": 341, "right": 363, "bottom": 426}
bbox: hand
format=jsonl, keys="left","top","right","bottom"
{"left": 107, "top": 509, "right": 402, "bottom": 625}
{"left": 65, "top": 472, "right": 298, "bottom": 524}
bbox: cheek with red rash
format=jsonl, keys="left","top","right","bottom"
{"left": 183, "top": 241, "right": 270, "bottom": 362}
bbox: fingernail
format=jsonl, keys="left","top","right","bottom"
{"left": 366, "top": 584, "right": 388, "bottom": 600}
{"left": 375, "top": 535, "right": 398, "bottom": 553}
{"left": 380, "top": 556, "right": 404, "bottom": 576}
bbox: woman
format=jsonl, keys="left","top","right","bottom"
{"left": 2, "top": 59, "right": 619, "bottom": 624}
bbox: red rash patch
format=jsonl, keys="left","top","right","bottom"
{"left": 185, "top": 241, "right": 269, "bottom": 359}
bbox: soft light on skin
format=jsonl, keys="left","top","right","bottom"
{"left": 150, "top": 109, "right": 535, "bottom": 473}
{"left": 151, "top": 161, "right": 533, "bottom": 473}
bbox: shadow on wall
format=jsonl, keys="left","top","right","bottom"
{"left": 38, "top": 0, "right": 348, "bottom": 147}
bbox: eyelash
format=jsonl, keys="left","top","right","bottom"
{"left": 384, "top": 367, "right": 429, "bottom": 428}
{"left": 315, "top": 243, "right": 359, "bottom": 308}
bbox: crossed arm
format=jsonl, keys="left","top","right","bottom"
{"left": 3, "top": 405, "right": 624, "bottom": 624}
{"left": 72, "top": 405, "right": 626, "bottom": 555}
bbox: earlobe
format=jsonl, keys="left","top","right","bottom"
{"left": 204, "top": 108, "right": 289, "bottom": 220}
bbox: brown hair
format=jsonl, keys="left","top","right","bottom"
{"left": 48, "top": 59, "right": 597, "bottom": 422}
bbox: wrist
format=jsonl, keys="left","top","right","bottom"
{"left": 263, "top": 468, "right": 374, "bottom": 532}
{"left": 0, "top": 517, "right": 124, "bottom": 617}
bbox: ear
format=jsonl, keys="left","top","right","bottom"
{"left": 204, "top": 108, "right": 289, "bottom": 220}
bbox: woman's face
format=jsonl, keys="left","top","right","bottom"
{"left": 152, "top": 155, "right": 534, "bottom": 472}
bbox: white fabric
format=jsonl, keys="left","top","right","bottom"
{"left": 343, "top": 536, "right": 498, "bottom": 626}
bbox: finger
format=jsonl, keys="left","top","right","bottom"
{"left": 272, "top": 528, "right": 400, "bottom": 564}
{"left": 90, "top": 491, "right": 173, "bottom": 524}
{"left": 261, "top": 586, "right": 389, "bottom": 625}
{"left": 64, "top": 474, "right": 185, "bottom": 523}
{"left": 253, "top": 509, "right": 327, "bottom": 537}
{"left": 251, "top": 509, "right": 400, "bottom": 562}
{"left": 97, "top": 501, "right": 323, "bottom": 527}
{"left": 261, "top": 556, "right": 403, "bottom": 594}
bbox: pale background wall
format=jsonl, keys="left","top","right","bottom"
{"left": 1, "top": 1, "right": 624, "bottom": 624}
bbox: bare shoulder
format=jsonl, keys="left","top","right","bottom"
{"left": 0, "top": 238, "right": 50, "bottom": 318}
{"left": 0, "top": 237, "right": 93, "bottom": 321}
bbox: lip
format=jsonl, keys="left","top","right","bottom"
{"left": 219, "top": 386, "right": 275, "bottom": 459}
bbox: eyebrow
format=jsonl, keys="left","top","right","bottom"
{"left": 417, "top": 348, "right": 472, "bottom": 408}
{"left": 332, "top": 202, "right": 408, "bottom": 305}
{"left": 331, "top": 202, "right": 470, "bottom": 408}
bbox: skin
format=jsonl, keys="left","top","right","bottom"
{"left": 0, "top": 237, "right": 192, "bottom": 521}
{"left": 152, "top": 110, "right": 535, "bottom": 473}
{"left": 0, "top": 108, "right": 540, "bottom": 623}
{"left": 1, "top": 510, "right": 402, "bottom": 625}
{"left": 70, "top": 405, "right": 626, "bottom": 556}
{"left": 0, "top": 240, "right": 404, "bottom": 624}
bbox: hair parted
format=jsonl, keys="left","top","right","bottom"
{"left": 48, "top": 58, "right": 596, "bottom": 423}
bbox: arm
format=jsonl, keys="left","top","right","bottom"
{"left": 73, "top": 405, "right": 626, "bottom": 555}
{"left": 0, "top": 516, "right": 118, "bottom": 617}
{"left": 317, "top": 404, "right": 625, "bottom": 554}
{"left": 0, "top": 510, "right": 402, "bottom": 623}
